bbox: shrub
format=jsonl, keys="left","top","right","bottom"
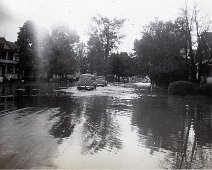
{"left": 168, "top": 81, "right": 199, "bottom": 95}
{"left": 22, "top": 83, "right": 58, "bottom": 96}
{"left": 199, "top": 83, "right": 212, "bottom": 96}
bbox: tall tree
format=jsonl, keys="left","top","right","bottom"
{"left": 87, "top": 36, "right": 105, "bottom": 74}
{"left": 134, "top": 20, "right": 189, "bottom": 86}
{"left": 110, "top": 52, "right": 136, "bottom": 79}
{"left": 87, "top": 15, "right": 125, "bottom": 75}
{"left": 49, "top": 25, "right": 80, "bottom": 76}
{"left": 35, "top": 27, "right": 53, "bottom": 79}
{"left": 75, "top": 42, "right": 89, "bottom": 74}
{"left": 17, "top": 20, "right": 38, "bottom": 79}
{"left": 177, "top": 4, "right": 211, "bottom": 82}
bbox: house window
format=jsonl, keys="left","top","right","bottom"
{"left": 8, "top": 52, "right": 14, "bottom": 60}
{"left": 1, "top": 65, "right": 5, "bottom": 74}
{"left": 209, "top": 65, "right": 212, "bottom": 76}
{"left": 7, "top": 65, "right": 14, "bottom": 74}
{"left": 14, "top": 54, "right": 18, "bottom": 61}
{"left": 15, "top": 66, "right": 20, "bottom": 74}
{"left": 0, "top": 43, "right": 4, "bottom": 49}
{"left": 0, "top": 51, "right": 6, "bottom": 59}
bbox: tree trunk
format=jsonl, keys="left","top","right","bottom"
{"left": 188, "top": 34, "right": 197, "bottom": 82}
{"left": 104, "top": 36, "right": 110, "bottom": 76}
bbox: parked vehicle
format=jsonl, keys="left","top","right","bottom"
{"left": 77, "top": 74, "right": 96, "bottom": 90}
{"left": 120, "top": 77, "right": 129, "bottom": 83}
{"left": 141, "top": 76, "right": 151, "bottom": 83}
{"left": 95, "top": 76, "right": 107, "bottom": 87}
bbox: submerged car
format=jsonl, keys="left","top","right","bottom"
{"left": 77, "top": 74, "right": 96, "bottom": 90}
{"left": 95, "top": 76, "right": 107, "bottom": 87}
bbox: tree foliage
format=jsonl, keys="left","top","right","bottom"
{"left": 17, "top": 20, "right": 37, "bottom": 49}
{"left": 133, "top": 4, "right": 211, "bottom": 85}
{"left": 17, "top": 20, "right": 38, "bottom": 78}
{"left": 49, "top": 25, "right": 80, "bottom": 76}
{"left": 87, "top": 15, "right": 125, "bottom": 75}
{"left": 17, "top": 21, "right": 80, "bottom": 80}
{"left": 75, "top": 42, "right": 89, "bottom": 74}
{"left": 109, "top": 52, "right": 137, "bottom": 78}
{"left": 176, "top": 4, "right": 211, "bottom": 82}
{"left": 134, "top": 19, "right": 189, "bottom": 86}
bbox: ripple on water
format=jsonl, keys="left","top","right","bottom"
{"left": 63, "top": 84, "right": 139, "bottom": 100}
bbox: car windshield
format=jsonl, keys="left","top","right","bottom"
{"left": 80, "top": 75, "right": 94, "bottom": 80}
{"left": 96, "top": 78, "right": 104, "bottom": 82}
{"left": 81, "top": 76, "right": 92, "bottom": 80}
{"left": 97, "top": 76, "right": 105, "bottom": 79}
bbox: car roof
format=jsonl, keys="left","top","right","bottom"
{"left": 80, "top": 74, "right": 95, "bottom": 77}
{"left": 97, "top": 76, "right": 105, "bottom": 78}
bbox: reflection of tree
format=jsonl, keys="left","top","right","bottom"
{"left": 81, "top": 96, "right": 122, "bottom": 154}
{"left": 172, "top": 105, "right": 193, "bottom": 169}
{"left": 5, "top": 95, "right": 122, "bottom": 152}
{"left": 44, "top": 95, "right": 122, "bottom": 153}
{"left": 132, "top": 97, "right": 186, "bottom": 153}
{"left": 171, "top": 97, "right": 212, "bottom": 169}
{"left": 131, "top": 96, "right": 212, "bottom": 169}
{"left": 48, "top": 97, "right": 81, "bottom": 140}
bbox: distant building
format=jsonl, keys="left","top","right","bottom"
{"left": 0, "top": 37, "right": 20, "bottom": 81}
{"left": 196, "top": 32, "right": 212, "bottom": 83}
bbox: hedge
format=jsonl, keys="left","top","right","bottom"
{"left": 199, "top": 83, "right": 212, "bottom": 96}
{"left": 168, "top": 81, "right": 199, "bottom": 95}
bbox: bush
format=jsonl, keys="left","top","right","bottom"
{"left": 168, "top": 81, "right": 199, "bottom": 95}
{"left": 199, "top": 83, "right": 212, "bottom": 96}
{"left": 22, "top": 83, "right": 58, "bottom": 96}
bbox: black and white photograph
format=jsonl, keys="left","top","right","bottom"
{"left": 0, "top": 0, "right": 212, "bottom": 169}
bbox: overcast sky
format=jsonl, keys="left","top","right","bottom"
{"left": 0, "top": 0, "right": 212, "bottom": 52}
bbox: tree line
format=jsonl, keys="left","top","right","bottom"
{"left": 16, "top": 4, "right": 211, "bottom": 85}
{"left": 134, "top": 4, "right": 211, "bottom": 85}
{"left": 16, "top": 16, "right": 130, "bottom": 82}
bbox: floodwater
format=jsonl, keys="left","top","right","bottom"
{"left": 0, "top": 83, "right": 212, "bottom": 169}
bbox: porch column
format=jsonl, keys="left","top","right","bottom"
{"left": 13, "top": 66, "right": 15, "bottom": 74}
{"left": 211, "top": 106, "right": 212, "bottom": 128}
{"left": 0, "top": 66, "right": 2, "bottom": 76}
{"left": 196, "top": 65, "right": 199, "bottom": 81}
{"left": 5, "top": 65, "right": 7, "bottom": 74}
{"left": 6, "top": 52, "right": 8, "bottom": 60}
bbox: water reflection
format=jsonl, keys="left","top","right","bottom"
{"left": 81, "top": 96, "right": 122, "bottom": 154}
{"left": 0, "top": 84, "right": 212, "bottom": 168}
{"left": 48, "top": 99, "right": 80, "bottom": 141}
{"left": 42, "top": 95, "right": 123, "bottom": 154}
{"left": 168, "top": 96, "right": 212, "bottom": 169}
{"left": 131, "top": 93, "right": 212, "bottom": 169}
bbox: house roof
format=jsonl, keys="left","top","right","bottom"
{"left": 0, "top": 37, "right": 19, "bottom": 50}
{"left": 196, "top": 32, "right": 212, "bottom": 64}
{"left": 202, "top": 32, "right": 212, "bottom": 48}
{"left": 7, "top": 41, "right": 19, "bottom": 50}
{"left": 202, "top": 58, "right": 212, "bottom": 64}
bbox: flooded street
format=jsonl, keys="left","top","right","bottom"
{"left": 0, "top": 83, "right": 212, "bottom": 169}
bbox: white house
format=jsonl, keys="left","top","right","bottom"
{"left": 0, "top": 37, "right": 20, "bottom": 81}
